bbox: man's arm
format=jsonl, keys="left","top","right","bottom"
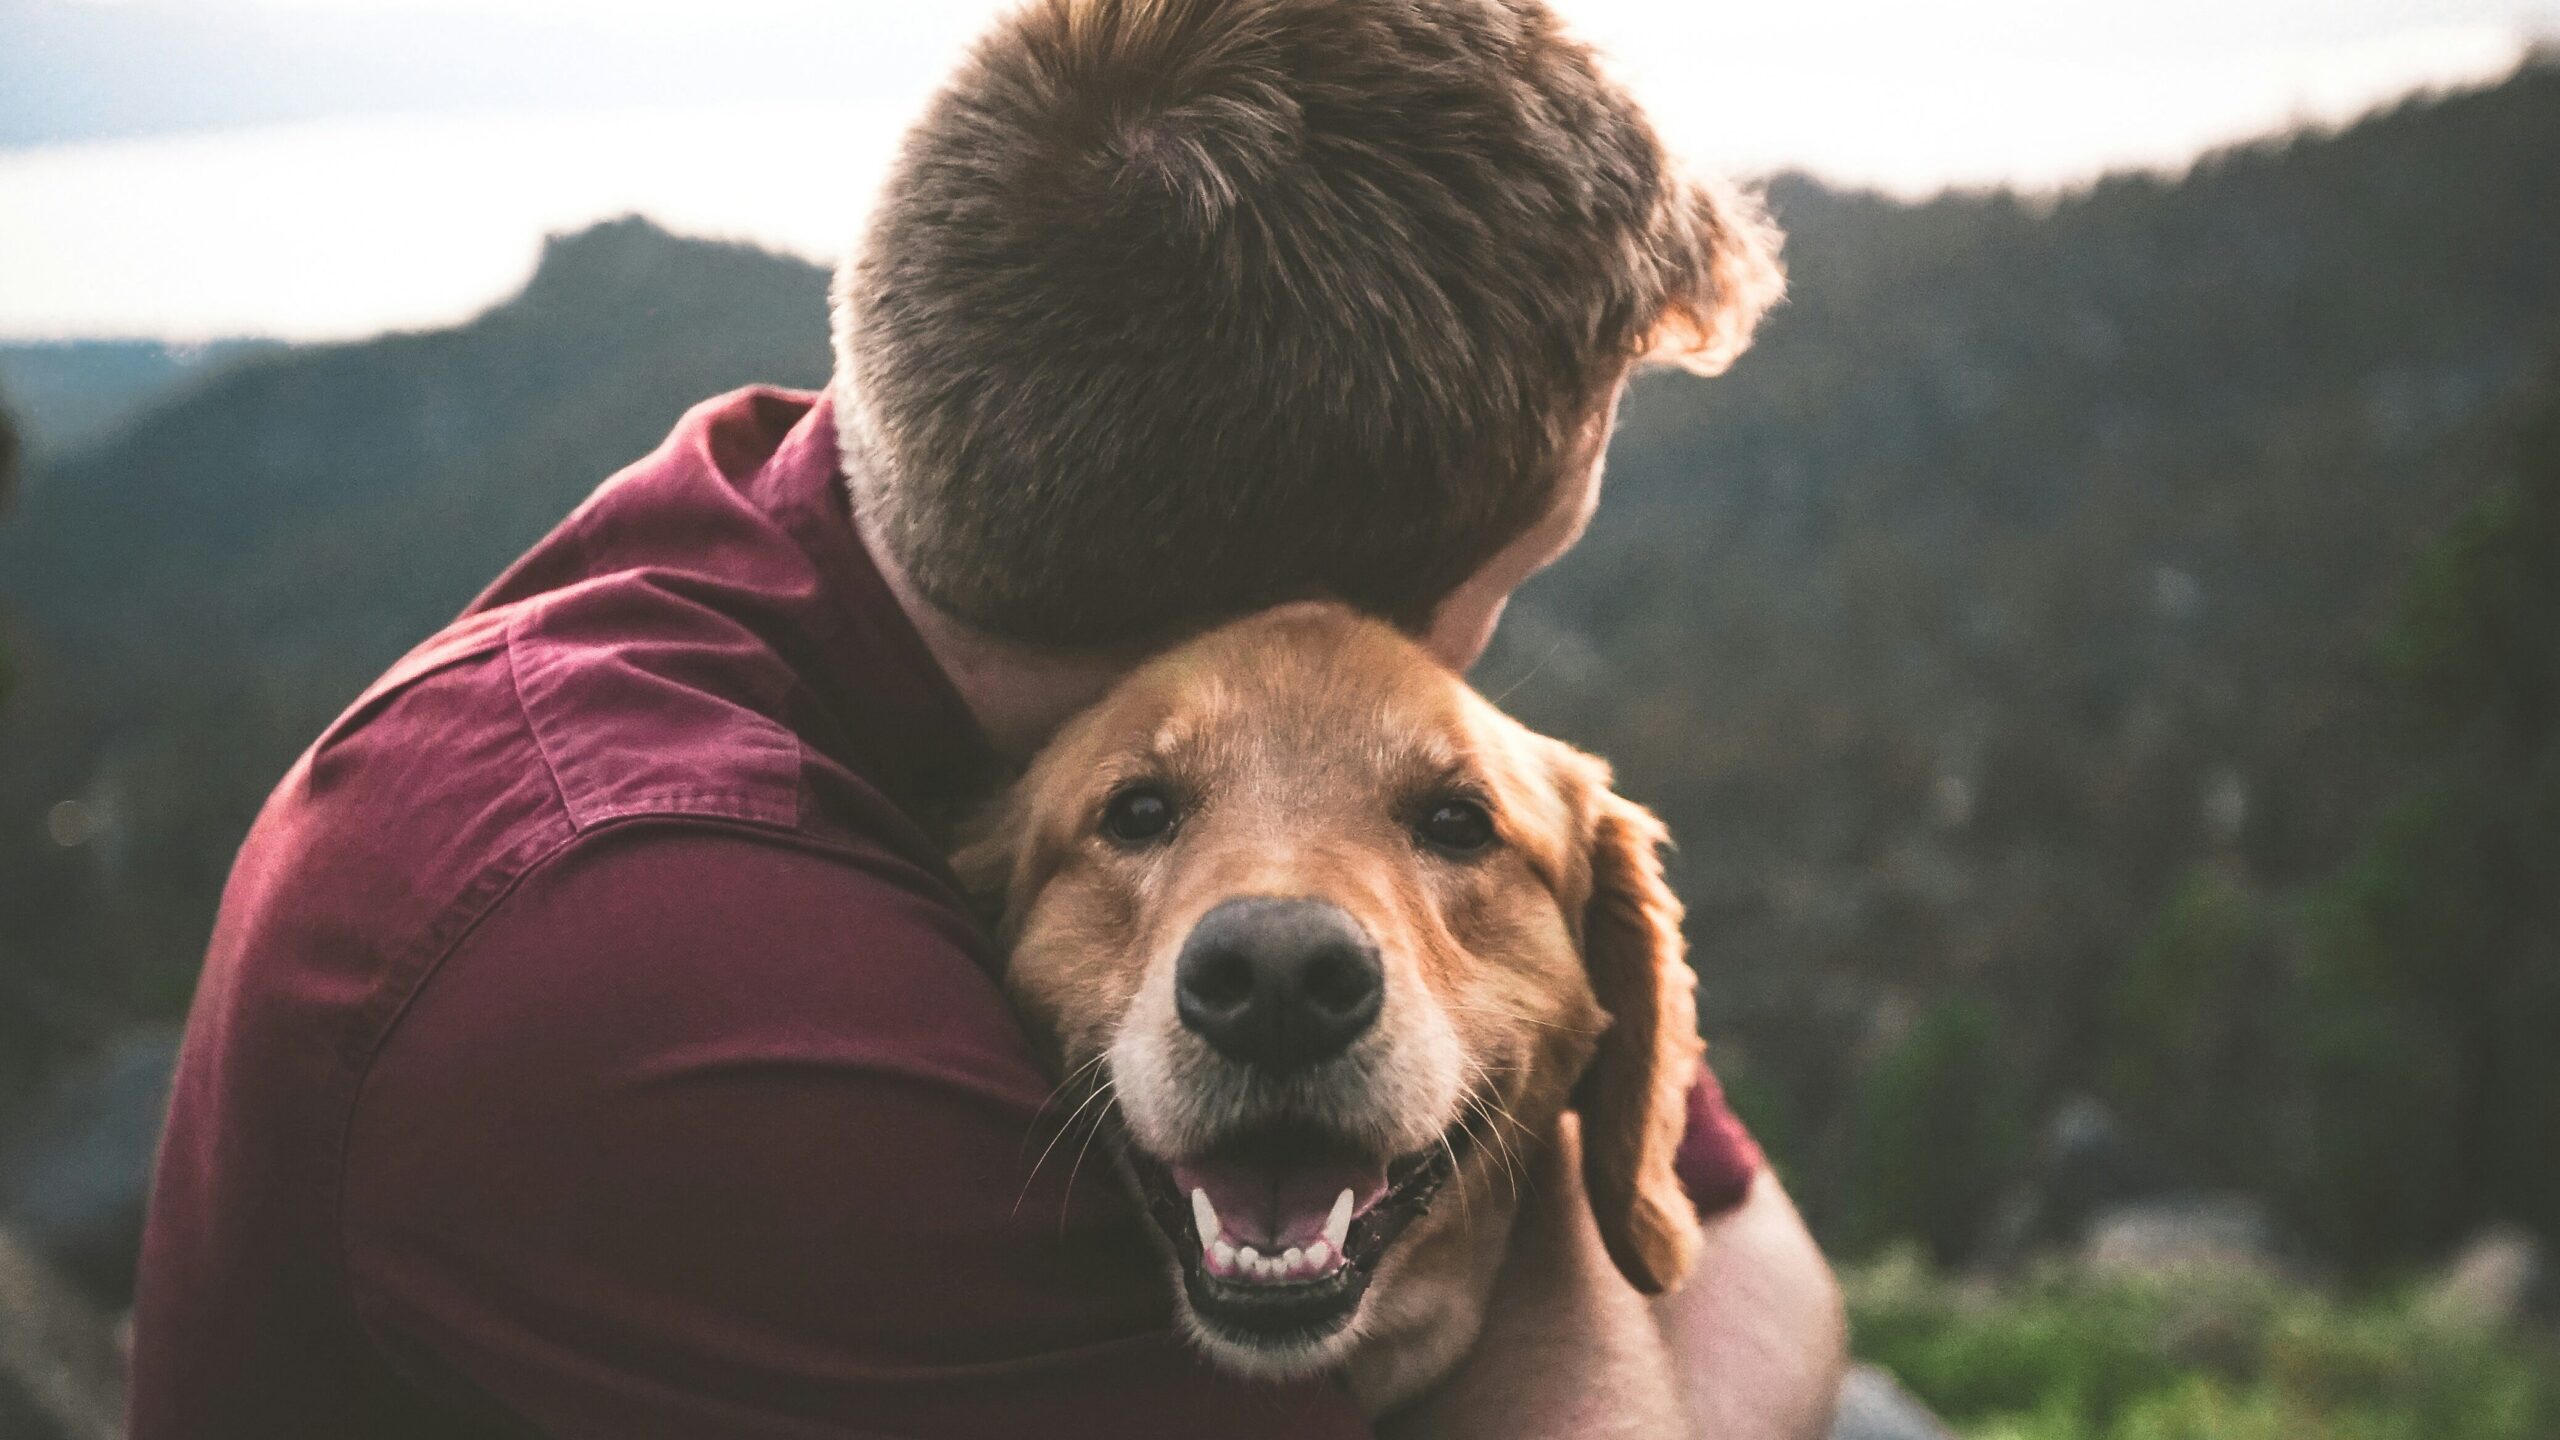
{"left": 341, "top": 824, "right": 1368, "bottom": 1439}
{"left": 1658, "top": 1173, "right": 1848, "bottom": 1440}
{"left": 1389, "top": 1115, "right": 1845, "bottom": 1440}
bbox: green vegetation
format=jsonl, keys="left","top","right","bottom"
{"left": 1850, "top": 1257, "right": 2560, "bottom": 1440}
{"left": 1841, "top": 995, "right": 2032, "bottom": 1261}
{"left": 2064, "top": 400, "right": 2560, "bottom": 1268}
{"left": 2287, "top": 399, "right": 2560, "bottom": 1263}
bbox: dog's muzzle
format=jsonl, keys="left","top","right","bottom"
{"left": 1121, "top": 896, "right": 1467, "bottom": 1354}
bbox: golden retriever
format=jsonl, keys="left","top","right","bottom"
{"left": 957, "top": 601, "right": 1703, "bottom": 1409}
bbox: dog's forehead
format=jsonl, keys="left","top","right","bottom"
{"left": 1108, "top": 608, "right": 1481, "bottom": 775}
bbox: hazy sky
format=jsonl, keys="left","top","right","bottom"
{"left": 1, "top": 0, "right": 2551, "bottom": 339}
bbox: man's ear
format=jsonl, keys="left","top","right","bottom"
{"left": 1576, "top": 785, "right": 1706, "bottom": 1295}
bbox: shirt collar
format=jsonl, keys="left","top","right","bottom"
{"left": 746, "top": 389, "right": 1002, "bottom": 812}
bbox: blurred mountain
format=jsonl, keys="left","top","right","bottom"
{"left": 0, "top": 341, "right": 279, "bottom": 463}
{"left": 0, "top": 215, "right": 828, "bottom": 679}
{"left": 0, "top": 379, "right": 16, "bottom": 510}
{"left": 2, "top": 65, "right": 2557, "bottom": 1267}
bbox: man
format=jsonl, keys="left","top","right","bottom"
{"left": 131, "top": 0, "right": 1842, "bottom": 1435}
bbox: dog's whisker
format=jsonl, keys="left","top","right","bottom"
{"left": 1478, "top": 1095, "right": 1538, "bottom": 1145}
{"left": 1015, "top": 1072, "right": 1118, "bottom": 1218}
{"left": 1453, "top": 1059, "right": 1538, "bottom": 1208}
{"left": 1456, "top": 1055, "right": 1534, "bottom": 1128}
{"left": 1056, "top": 1080, "right": 1120, "bottom": 1236}
{"left": 1437, "top": 1002, "right": 1603, "bottom": 1037}
{"left": 1436, "top": 1126, "right": 1475, "bottom": 1234}
{"left": 1023, "top": 1052, "right": 1111, "bottom": 1133}
{"left": 1465, "top": 1092, "right": 1530, "bottom": 1159}
{"left": 1020, "top": 1051, "right": 1115, "bottom": 1156}
{"left": 1455, "top": 1107, "right": 1521, "bottom": 1206}
{"left": 1489, "top": 635, "right": 1568, "bottom": 706}
{"left": 1453, "top": 1066, "right": 1532, "bottom": 1205}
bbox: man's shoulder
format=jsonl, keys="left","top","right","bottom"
{"left": 210, "top": 368, "right": 989, "bottom": 1091}
{"left": 392, "top": 821, "right": 1011, "bottom": 1069}
{"left": 213, "top": 569, "right": 894, "bottom": 1067}
{"left": 275, "top": 560, "right": 853, "bottom": 910}
{"left": 496, "top": 562, "right": 810, "bottom": 836}
{"left": 283, "top": 385, "right": 888, "bottom": 869}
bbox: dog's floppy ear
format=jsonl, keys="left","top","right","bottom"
{"left": 949, "top": 795, "right": 1028, "bottom": 939}
{"left": 1575, "top": 783, "right": 1706, "bottom": 1295}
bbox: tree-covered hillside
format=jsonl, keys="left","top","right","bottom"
{"left": 3, "top": 64, "right": 2556, "bottom": 1271}
{"left": 1479, "top": 61, "right": 2560, "bottom": 1266}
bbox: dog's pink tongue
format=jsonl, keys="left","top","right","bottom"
{"left": 1172, "top": 1151, "right": 1390, "bottom": 1249}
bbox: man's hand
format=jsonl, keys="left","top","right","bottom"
{"left": 1387, "top": 1116, "right": 1845, "bottom": 1440}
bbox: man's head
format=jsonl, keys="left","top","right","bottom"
{"left": 834, "top": 0, "right": 1781, "bottom": 657}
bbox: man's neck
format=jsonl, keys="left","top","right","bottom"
{"left": 851, "top": 505, "right": 1140, "bottom": 763}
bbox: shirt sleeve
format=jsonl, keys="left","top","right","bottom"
{"left": 341, "top": 822, "right": 1368, "bottom": 1440}
{"left": 1674, "top": 1065, "right": 1766, "bottom": 1219}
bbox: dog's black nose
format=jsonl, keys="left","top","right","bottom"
{"left": 1175, "top": 898, "right": 1383, "bottom": 1071}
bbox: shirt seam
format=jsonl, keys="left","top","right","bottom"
{"left": 503, "top": 602, "right": 806, "bottom": 836}
{"left": 504, "top": 608, "right": 575, "bottom": 823}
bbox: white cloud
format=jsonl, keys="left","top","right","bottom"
{"left": 0, "top": 0, "right": 2542, "bottom": 338}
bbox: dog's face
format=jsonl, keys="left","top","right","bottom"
{"left": 961, "top": 603, "right": 1703, "bottom": 1379}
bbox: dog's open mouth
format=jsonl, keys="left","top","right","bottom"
{"left": 1127, "top": 1122, "right": 1469, "bottom": 1348}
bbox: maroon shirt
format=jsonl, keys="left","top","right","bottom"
{"left": 130, "top": 387, "right": 1762, "bottom": 1438}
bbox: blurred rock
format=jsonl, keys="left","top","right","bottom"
{"left": 1978, "top": 1096, "right": 2182, "bottom": 1269}
{"left": 2081, "top": 1194, "right": 2283, "bottom": 1278}
{"left": 1, "top": 1377, "right": 69, "bottom": 1440}
{"left": 1978, "top": 1097, "right": 2300, "bottom": 1281}
{"left": 0, "top": 1225, "right": 125, "bottom": 1440}
{"left": 2419, "top": 1225, "right": 2549, "bottom": 1331}
{"left": 0, "top": 1028, "right": 180, "bottom": 1308}
{"left": 1829, "top": 1364, "right": 1955, "bottom": 1440}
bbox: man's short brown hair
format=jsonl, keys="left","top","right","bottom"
{"left": 834, "top": 0, "right": 1782, "bottom": 646}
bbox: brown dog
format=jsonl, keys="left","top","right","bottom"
{"left": 957, "top": 602, "right": 1704, "bottom": 1408}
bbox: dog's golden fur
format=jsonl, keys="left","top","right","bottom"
{"left": 959, "top": 603, "right": 1702, "bottom": 1407}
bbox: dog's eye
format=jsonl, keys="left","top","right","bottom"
{"left": 1100, "top": 786, "right": 1179, "bottom": 846}
{"left": 1416, "top": 798, "right": 1496, "bottom": 854}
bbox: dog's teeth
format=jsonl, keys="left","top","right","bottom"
{"left": 1211, "top": 1239, "right": 1235, "bottom": 1272}
{"left": 1281, "top": 1246, "right": 1304, "bottom": 1273}
{"left": 1190, "top": 1188, "right": 1220, "bottom": 1246}
{"left": 1305, "top": 1238, "right": 1332, "bottom": 1270}
{"left": 1237, "top": 1245, "right": 1262, "bottom": 1272}
{"left": 1325, "top": 1188, "right": 1355, "bottom": 1250}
